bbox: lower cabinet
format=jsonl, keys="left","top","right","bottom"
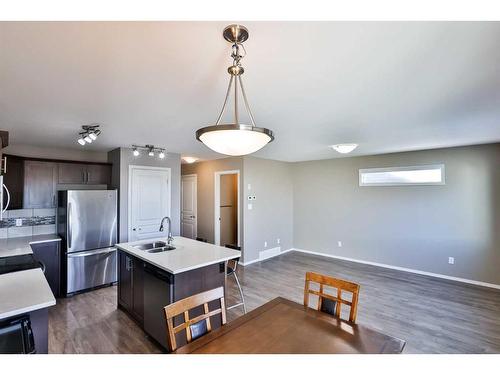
{"left": 117, "top": 251, "right": 144, "bottom": 324}
{"left": 30, "top": 241, "right": 60, "bottom": 298}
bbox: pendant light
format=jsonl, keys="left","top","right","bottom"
{"left": 196, "top": 25, "right": 274, "bottom": 156}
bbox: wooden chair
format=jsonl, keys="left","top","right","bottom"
{"left": 164, "top": 286, "right": 227, "bottom": 351}
{"left": 303, "top": 271, "right": 360, "bottom": 323}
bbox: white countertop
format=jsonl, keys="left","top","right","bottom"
{"left": 0, "top": 234, "right": 61, "bottom": 258}
{"left": 116, "top": 236, "right": 241, "bottom": 274}
{"left": 0, "top": 268, "right": 56, "bottom": 320}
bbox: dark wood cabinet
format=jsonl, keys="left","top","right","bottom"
{"left": 23, "top": 161, "right": 57, "bottom": 208}
{"left": 57, "top": 163, "right": 87, "bottom": 184}
{"left": 3, "top": 155, "right": 113, "bottom": 209}
{"left": 31, "top": 241, "right": 61, "bottom": 297}
{"left": 58, "top": 162, "right": 111, "bottom": 185}
{"left": 86, "top": 164, "right": 111, "bottom": 185}
{"left": 118, "top": 251, "right": 144, "bottom": 324}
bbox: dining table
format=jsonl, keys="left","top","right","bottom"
{"left": 175, "top": 297, "right": 406, "bottom": 354}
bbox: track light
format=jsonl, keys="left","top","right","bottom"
{"left": 132, "top": 145, "right": 166, "bottom": 160}
{"left": 77, "top": 124, "right": 101, "bottom": 146}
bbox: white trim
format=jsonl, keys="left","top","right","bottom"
{"left": 359, "top": 163, "right": 445, "bottom": 186}
{"left": 292, "top": 248, "right": 500, "bottom": 290}
{"left": 128, "top": 165, "right": 172, "bottom": 241}
{"left": 214, "top": 170, "right": 240, "bottom": 247}
{"left": 240, "top": 248, "right": 293, "bottom": 266}
{"left": 181, "top": 174, "right": 197, "bottom": 239}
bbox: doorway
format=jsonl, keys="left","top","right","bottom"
{"left": 181, "top": 174, "right": 197, "bottom": 239}
{"left": 214, "top": 170, "right": 240, "bottom": 247}
{"left": 128, "top": 166, "right": 171, "bottom": 241}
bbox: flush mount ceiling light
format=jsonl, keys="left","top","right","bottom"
{"left": 183, "top": 157, "right": 198, "bottom": 164}
{"left": 132, "top": 144, "right": 166, "bottom": 160}
{"left": 195, "top": 24, "right": 274, "bottom": 156}
{"left": 77, "top": 124, "right": 101, "bottom": 146}
{"left": 330, "top": 144, "right": 358, "bottom": 154}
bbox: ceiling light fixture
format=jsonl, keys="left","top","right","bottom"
{"left": 330, "top": 144, "right": 358, "bottom": 154}
{"left": 195, "top": 24, "right": 274, "bottom": 156}
{"left": 183, "top": 157, "right": 198, "bottom": 164}
{"left": 77, "top": 124, "right": 101, "bottom": 146}
{"left": 132, "top": 145, "right": 166, "bottom": 160}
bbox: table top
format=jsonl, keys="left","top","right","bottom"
{"left": 175, "top": 297, "right": 406, "bottom": 354}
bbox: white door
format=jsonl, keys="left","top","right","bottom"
{"left": 129, "top": 167, "right": 171, "bottom": 241}
{"left": 181, "top": 175, "right": 197, "bottom": 239}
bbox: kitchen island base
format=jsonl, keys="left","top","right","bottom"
{"left": 117, "top": 250, "right": 226, "bottom": 351}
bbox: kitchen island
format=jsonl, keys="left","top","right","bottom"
{"left": 115, "top": 236, "right": 240, "bottom": 351}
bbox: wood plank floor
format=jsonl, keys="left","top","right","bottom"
{"left": 48, "top": 251, "right": 500, "bottom": 353}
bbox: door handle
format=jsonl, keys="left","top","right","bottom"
{"left": 68, "top": 202, "right": 72, "bottom": 249}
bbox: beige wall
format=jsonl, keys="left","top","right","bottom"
{"left": 293, "top": 143, "right": 500, "bottom": 285}
{"left": 181, "top": 157, "right": 243, "bottom": 244}
{"left": 243, "top": 157, "right": 294, "bottom": 263}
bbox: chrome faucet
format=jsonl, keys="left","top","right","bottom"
{"left": 159, "top": 216, "right": 174, "bottom": 244}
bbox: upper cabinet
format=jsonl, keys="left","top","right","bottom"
{"left": 58, "top": 163, "right": 111, "bottom": 185}
{"left": 3, "top": 155, "right": 113, "bottom": 209}
{"left": 86, "top": 164, "right": 111, "bottom": 185}
{"left": 24, "top": 160, "right": 58, "bottom": 208}
{"left": 58, "top": 163, "right": 87, "bottom": 184}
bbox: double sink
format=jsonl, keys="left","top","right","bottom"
{"left": 133, "top": 241, "right": 175, "bottom": 253}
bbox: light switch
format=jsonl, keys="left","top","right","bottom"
{"left": 247, "top": 203, "right": 253, "bottom": 210}
{"left": 16, "top": 219, "right": 23, "bottom": 227}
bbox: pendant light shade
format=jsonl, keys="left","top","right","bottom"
{"left": 196, "top": 124, "right": 274, "bottom": 156}
{"left": 196, "top": 25, "right": 274, "bottom": 156}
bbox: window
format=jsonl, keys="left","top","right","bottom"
{"left": 359, "top": 164, "right": 445, "bottom": 186}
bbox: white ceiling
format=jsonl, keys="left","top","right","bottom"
{"left": 1, "top": 21, "right": 499, "bottom": 162}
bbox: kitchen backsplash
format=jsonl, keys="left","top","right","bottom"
{"left": 0, "top": 208, "right": 56, "bottom": 238}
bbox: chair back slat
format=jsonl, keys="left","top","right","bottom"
{"left": 164, "top": 286, "right": 227, "bottom": 351}
{"left": 303, "top": 271, "right": 360, "bottom": 323}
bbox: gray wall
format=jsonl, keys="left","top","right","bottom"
{"left": 293, "top": 143, "right": 500, "bottom": 284}
{"left": 243, "top": 157, "right": 294, "bottom": 264}
{"left": 109, "top": 147, "right": 181, "bottom": 242}
{"left": 181, "top": 157, "right": 243, "bottom": 245}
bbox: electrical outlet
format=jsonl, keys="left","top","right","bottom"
{"left": 277, "top": 238, "right": 280, "bottom": 244}
{"left": 16, "top": 219, "right": 23, "bottom": 227}
{"left": 264, "top": 241, "right": 267, "bottom": 248}
{"left": 337, "top": 241, "right": 342, "bottom": 247}
{"left": 448, "top": 257, "right": 455, "bottom": 265}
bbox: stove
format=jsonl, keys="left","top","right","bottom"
{"left": 0, "top": 254, "right": 42, "bottom": 275}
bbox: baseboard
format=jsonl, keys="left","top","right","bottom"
{"left": 292, "top": 248, "right": 500, "bottom": 290}
{"left": 240, "top": 248, "right": 293, "bottom": 266}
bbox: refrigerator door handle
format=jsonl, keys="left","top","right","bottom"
{"left": 68, "top": 202, "right": 72, "bottom": 249}
{"left": 67, "top": 247, "right": 116, "bottom": 258}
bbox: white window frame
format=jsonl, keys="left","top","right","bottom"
{"left": 359, "top": 164, "right": 445, "bottom": 186}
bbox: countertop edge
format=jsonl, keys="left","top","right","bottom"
{"left": 0, "top": 299, "right": 56, "bottom": 320}
{"left": 29, "top": 237, "right": 62, "bottom": 245}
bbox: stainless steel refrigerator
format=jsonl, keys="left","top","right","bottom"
{"left": 58, "top": 190, "right": 118, "bottom": 295}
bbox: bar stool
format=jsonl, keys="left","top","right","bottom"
{"left": 225, "top": 244, "right": 247, "bottom": 314}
